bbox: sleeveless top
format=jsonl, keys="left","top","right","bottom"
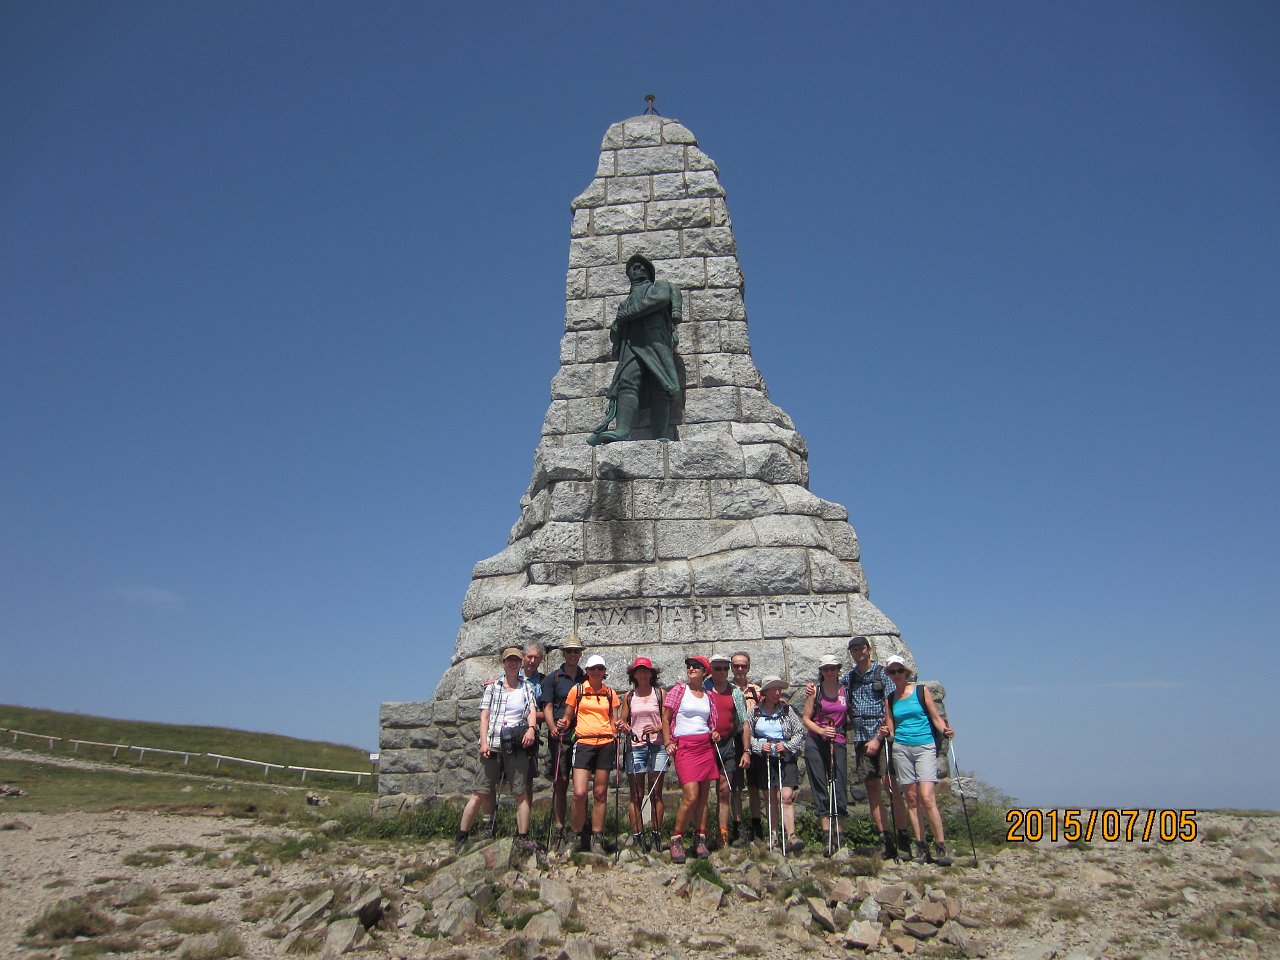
{"left": 811, "top": 684, "right": 849, "bottom": 745}
{"left": 891, "top": 685, "right": 933, "bottom": 747}
{"left": 673, "top": 685, "right": 711, "bottom": 737}
{"left": 628, "top": 688, "right": 662, "bottom": 744}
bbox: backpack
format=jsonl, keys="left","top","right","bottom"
{"left": 846, "top": 664, "right": 886, "bottom": 729}
{"left": 570, "top": 681, "right": 619, "bottom": 741}
{"left": 890, "top": 685, "right": 945, "bottom": 752}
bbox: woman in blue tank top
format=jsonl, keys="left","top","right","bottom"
{"left": 883, "top": 655, "right": 955, "bottom": 866}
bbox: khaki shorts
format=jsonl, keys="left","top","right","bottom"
{"left": 890, "top": 741, "right": 938, "bottom": 786}
{"left": 472, "top": 745, "right": 531, "bottom": 796}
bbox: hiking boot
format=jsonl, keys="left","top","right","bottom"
{"left": 552, "top": 828, "right": 566, "bottom": 853}
{"left": 881, "top": 831, "right": 898, "bottom": 860}
{"left": 454, "top": 829, "right": 469, "bottom": 852}
{"left": 670, "top": 835, "right": 687, "bottom": 864}
{"left": 750, "top": 817, "right": 765, "bottom": 842}
{"left": 589, "top": 832, "right": 606, "bottom": 855}
{"left": 913, "top": 841, "right": 929, "bottom": 864}
{"left": 932, "top": 841, "right": 953, "bottom": 867}
{"left": 694, "top": 834, "right": 710, "bottom": 859}
{"left": 824, "top": 838, "right": 836, "bottom": 858}
{"left": 787, "top": 834, "right": 805, "bottom": 854}
{"left": 634, "top": 831, "right": 648, "bottom": 853}
{"left": 575, "top": 831, "right": 590, "bottom": 854}
{"left": 515, "top": 835, "right": 540, "bottom": 854}
{"left": 729, "top": 819, "right": 741, "bottom": 846}
{"left": 650, "top": 829, "right": 661, "bottom": 852}
{"left": 897, "top": 830, "right": 913, "bottom": 857}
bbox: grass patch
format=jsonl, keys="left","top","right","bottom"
{"left": 336, "top": 798, "right": 467, "bottom": 842}
{"left": 1201, "top": 825, "right": 1232, "bottom": 843}
{"left": 240, "top": 889, "right": 291, "bottom": 922}
{"left": 0, "top": 703, "right": 372, "bottom": 794}
{"left": 1049, "top": 900, "right": 1085, "bottom": 921}
{"left": 68, "top": 936, "right": 144, "bottom": 957}
{"left": 25, "top": 898, "right": 115, "bottom": 943}
{"left": 122, "top": 852, "right": 170, "bottom": 868}
{"left": 997, "top": 909, "right": 1028, "bottom": 929}
{"left": 181, "top": 930, "right": 244, "bottom": 959}
{"left": 563, "top": 917, "right": 586, "bottom": 933}
{"left": 164, "top": 914, "right": 227, "bottom": 935}
{"left": 0, "top": 758, "right": 361, "bottom": 818}
{"left": 630, "top": 930, "right": 669, "bottom": 948}
{"left": 687, "top": 858, "right": 730, "bottom": 892}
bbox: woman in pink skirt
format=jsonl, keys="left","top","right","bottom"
{"left": 662, "top": 656, "right": 720, "bottom": 862}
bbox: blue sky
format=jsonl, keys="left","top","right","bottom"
{"left": 3, "top": 2, "right": 1276, "bottom": 809}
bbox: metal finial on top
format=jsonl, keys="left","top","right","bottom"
{"left": 644, "top": 94, "right": 660, "bottom": 116}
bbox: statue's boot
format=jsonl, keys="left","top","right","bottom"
{"left": 650, "top": 392, "right": 673, "bottom": 442}
{"left": 587, "top": 390, "right": 638, "bottom": 445}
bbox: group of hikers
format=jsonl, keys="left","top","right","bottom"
{"left": 455, "top": 635, "right": 958, "bottom": 867}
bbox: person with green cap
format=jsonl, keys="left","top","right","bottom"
{"left": 587, "top": 253, "right": 682, "bottom": 445}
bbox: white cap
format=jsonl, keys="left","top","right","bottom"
{"left": 884, "top": 655, "right": 909, "bottom": 670}
{"left": 583, "top": 654, "right": 607, "bottom": 669}
{"left": 818, "top": 655, "right": 842, "bottom": 668}
{"left": 709, "top": 653, "right": 732, "bottom": 664}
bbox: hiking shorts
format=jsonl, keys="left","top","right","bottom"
{"left": 572, "top": 739, "right": 618, "bottom": 773}
{"left": 753, "top": 751, "right": 799, "bottom": 789}
{"left": 473, "top": 747, "right": 530, "bottom": 796}
{"left": 853, "top": 739, "right": 887, "bottom": 781}
{"left": 627, "top": 740, "right": 670, "bottom": 775}
{"left": 712, "top": 737, "right": 740, "bottom": 782}
{"left": 891, "top": 742, "right": 938, "bottom": 785}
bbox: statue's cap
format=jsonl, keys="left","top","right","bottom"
{"left": 625, "top": 253, "right": 656, "bottom": 282}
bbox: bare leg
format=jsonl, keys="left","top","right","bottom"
{"left": 459, "top": 791, "right": 494, "bottom": 832}
{"left": 570, "top": 768, "right": 591, "bottom": 834}
{"left": 918, "top": 781, "right": 946, "bottom": 843}
{"left": 590, "top": 768, "right": 609, "bottom": 833}
{"left": 903, "top": 783, "right": 924, "bottom": 840}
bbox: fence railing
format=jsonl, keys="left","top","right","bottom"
{"left": 1, "top": 726, "right": 370, "bottom": 786}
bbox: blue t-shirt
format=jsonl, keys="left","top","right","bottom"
{"left": 891, "top": 687, "right": 934, "bottom": 747}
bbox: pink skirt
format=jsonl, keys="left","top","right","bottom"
{"left": 673, "top": 733, "right": 718, "bottom": 784}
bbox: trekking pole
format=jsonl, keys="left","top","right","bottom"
{"left": 765, "top": 748, "right": 775, "bottom": 852}
{"left": 545, "top": 736, "right": 562, "bottom": 851}
{"left": 713, "top": 739, "right": 732, "bottom": 849}
{"left": 827, "top": 739, "right": 837, "bottom": 856}
{"left": 612, "top": 736, "right": 623, "bottom": 860}
{"left": 949, "top": 742, "right": 979, "bottom": 867}
{"left": 777, "top": 753, "right": 787, "bottom": 860}
{"left": 884, "top": 736, "right": 902, "bottom": 862}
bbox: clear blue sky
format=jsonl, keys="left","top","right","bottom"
{"left": 3, "top": 2, "right": 1276, "bottom": 809}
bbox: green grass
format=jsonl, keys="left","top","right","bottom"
{"left": 25, "top": 898, "right": 115, "bottom": 943}
{"left": 0, "top": 758, "right": 364, "bottom": 816}
{"left": 0, "top": 703, "right": 373, "bottom": 791}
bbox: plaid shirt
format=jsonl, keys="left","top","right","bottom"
{"left": 479, "top": 676, "right": 537, "bottom": 750}
{"left": 844, "top": 663, "right": 897, "bottom": 743}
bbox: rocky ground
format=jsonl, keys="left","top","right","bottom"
{"left": 1, "top": 804, "right": 1277, "bottom": 960}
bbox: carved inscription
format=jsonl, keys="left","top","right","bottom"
{"left": 574, "top": 596, "right": 852, "bottom": 642}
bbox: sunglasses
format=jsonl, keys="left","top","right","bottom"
{"left": 886, "top": 667, "right": 906, "bottom": 675}
{"left": 712, "top": 665, "right": 729, "bottom": 672}
{"left": 588, "top": 665, "right": 606, "bottom": 671}
{"left": 731, "top": 663, "right": 749, "bottom": 669}
{"left": 685, "top": 663, "right": 705, "bottom": 670}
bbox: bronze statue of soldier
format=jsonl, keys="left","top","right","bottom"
{"left": 587, "top": 253, "right": 682, "bottom": 445}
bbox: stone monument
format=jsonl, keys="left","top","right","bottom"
{"left": 379, "top": 113, "right": 926, "bottom": 801}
